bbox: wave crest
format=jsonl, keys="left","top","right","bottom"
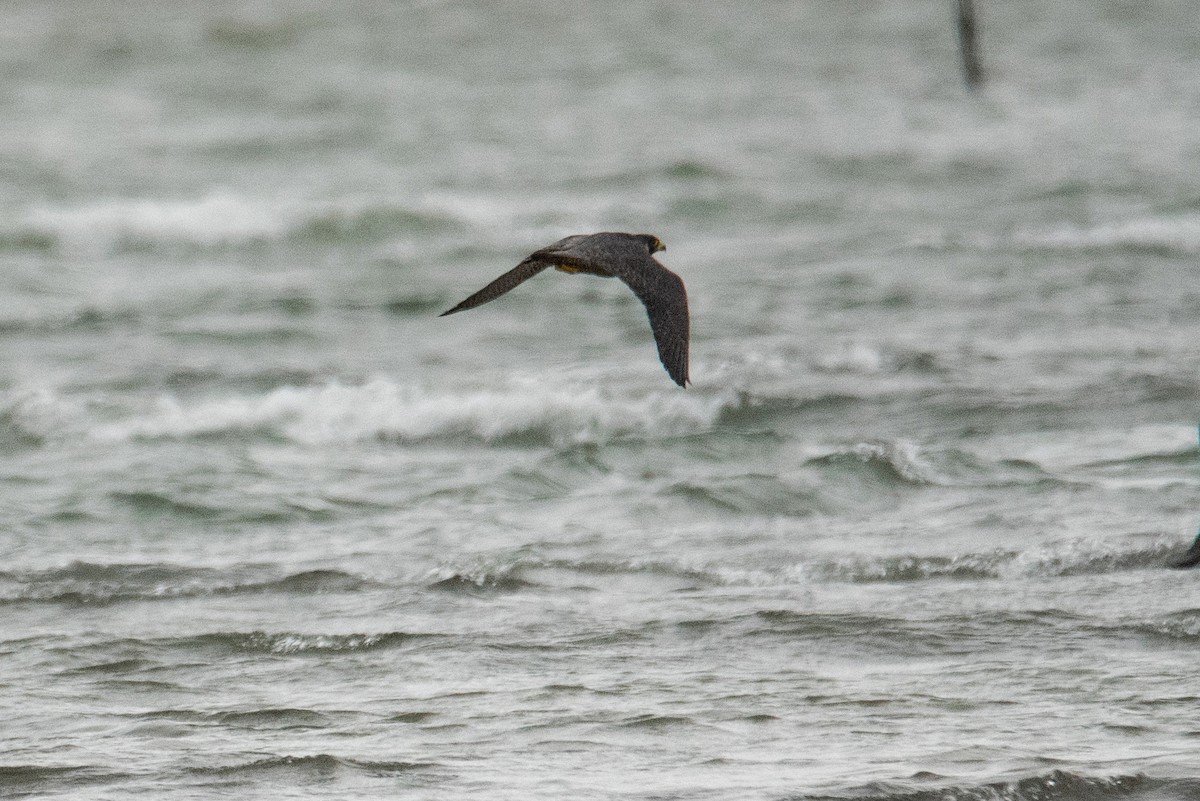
{"left": 221, "top": 631, "right": 414, "bottom": 655}
{"left": 97, "top": 378, "right": 722, "bottom": 446}
{"left": 803, "top": 440, "right": 1058, "bottom": 489}
{"left": 193, "top": 753, "right": 431, "bottom": 779}
{"left": 16, "top": 193, "right": 461, "bottom": 256}
{"left": 0, "top": 387, "right": 87, "bottom": 448}
{"left": 1016, "top": 213, "right": 1200, "bottom": 255}
{"left": 801, "top": 770, "right": 1173, "bottom": 801}
{"left": 0, "top": 562, "right": 376, "bottom": 606}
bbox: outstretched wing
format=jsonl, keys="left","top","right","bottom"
{"left": 614, "top": 260, "right": 690, "bottom": 387}
{"left": 439, "top": 258, "right": 552, "bottom": 316}
{"left": 440, "top": 233, "right": 689, "bottom": 388}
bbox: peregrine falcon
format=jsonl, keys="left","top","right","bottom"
{"left": 440, "top": 232, "right": 690, "bottom": 387}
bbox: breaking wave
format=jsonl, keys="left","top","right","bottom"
{"left": 190, "top": 753, "right": 432, "bottom": 779}
{"left": 10, "top": 192, "right": 462, "bottom": 256}
{"left": 0, "top": 386, "right": 88, "bottom": 448}
{"left": 1014, "top": 213, "right": 1200, "bottom": 255}
{"left": 201, "top": 631, "right": 419, "bottom": 655}
{"left": 803, "top": 440, "right": 1062, "bottom": 489}
{"left": 3, "top": 528, "right": 1188, "bottom": 611}
{"left": 794, "top": 770, "right": 1196, "bottom": 801}
{"left": 91, "top": 378, "right": 724, "bottom": 446}
{"left": 419, "top": 537, "right": 1190, "bottom": 596}
{"left": 0, "top": 562, "right": 379, "bottom": 606}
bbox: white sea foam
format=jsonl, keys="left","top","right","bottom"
{"left": 814, "top": 342, "right": 886, "bottom": 374}
{"left": 1016, "top": 213, "right": 1200, "bottom": 254}
{"left": 24, "top": 191, "right": 297, "bottom": 252}
{"left": 0, "top": 386, "right": 87, "bottom": 445}
{"left": 96, "top": 378, "right": 724, "bottom": 446}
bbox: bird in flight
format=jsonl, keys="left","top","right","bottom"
{"left": 440, "top": 232, "right": 690, "bottom": 387}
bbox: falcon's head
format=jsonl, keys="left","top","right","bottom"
{"left": 639, "top": 234, "right": 666, "bottom": 254}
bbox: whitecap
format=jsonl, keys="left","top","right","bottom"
{"left": 24, "top": 191, "right": 295, "bottom": 253}
{"left": 94, "top": 377, "right": 724, "bottom": 446}
{"left": 0, "top": 386, "right": 88, "bottom": 446}
{"left": 1015, "top": 213, "right": 1200, "bottom": 254}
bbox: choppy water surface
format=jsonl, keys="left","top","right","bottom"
{"left": 2, "top": 1, "right": 1199, "bottom": 799}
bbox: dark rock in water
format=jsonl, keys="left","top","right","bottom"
{"left": 1169, "top": 530, "right": 1200, "bottom": 569}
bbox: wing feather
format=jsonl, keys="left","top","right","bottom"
{"left": 614, "top": 261, "right": 690, "bottom": 387}
{"left": 439, "top": 258, "right": 551, "bottom": 316}
{"left": 440, "top": 233, "right": 690, "bottom": 387}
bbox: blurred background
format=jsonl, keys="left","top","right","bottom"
{"left": 2, "top": 1, "right": 1198, "bottom": 799}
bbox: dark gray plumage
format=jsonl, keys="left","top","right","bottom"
{"left": 440, "top": 232, "right": 690, "bottom": 387}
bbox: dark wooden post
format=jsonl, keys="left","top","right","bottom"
{"left": 956, "top": 0, "right": 984, "bottom": 90}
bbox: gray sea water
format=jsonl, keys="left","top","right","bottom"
{"left": 3, "top": 1, "right": 1200, "bottom": 799}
